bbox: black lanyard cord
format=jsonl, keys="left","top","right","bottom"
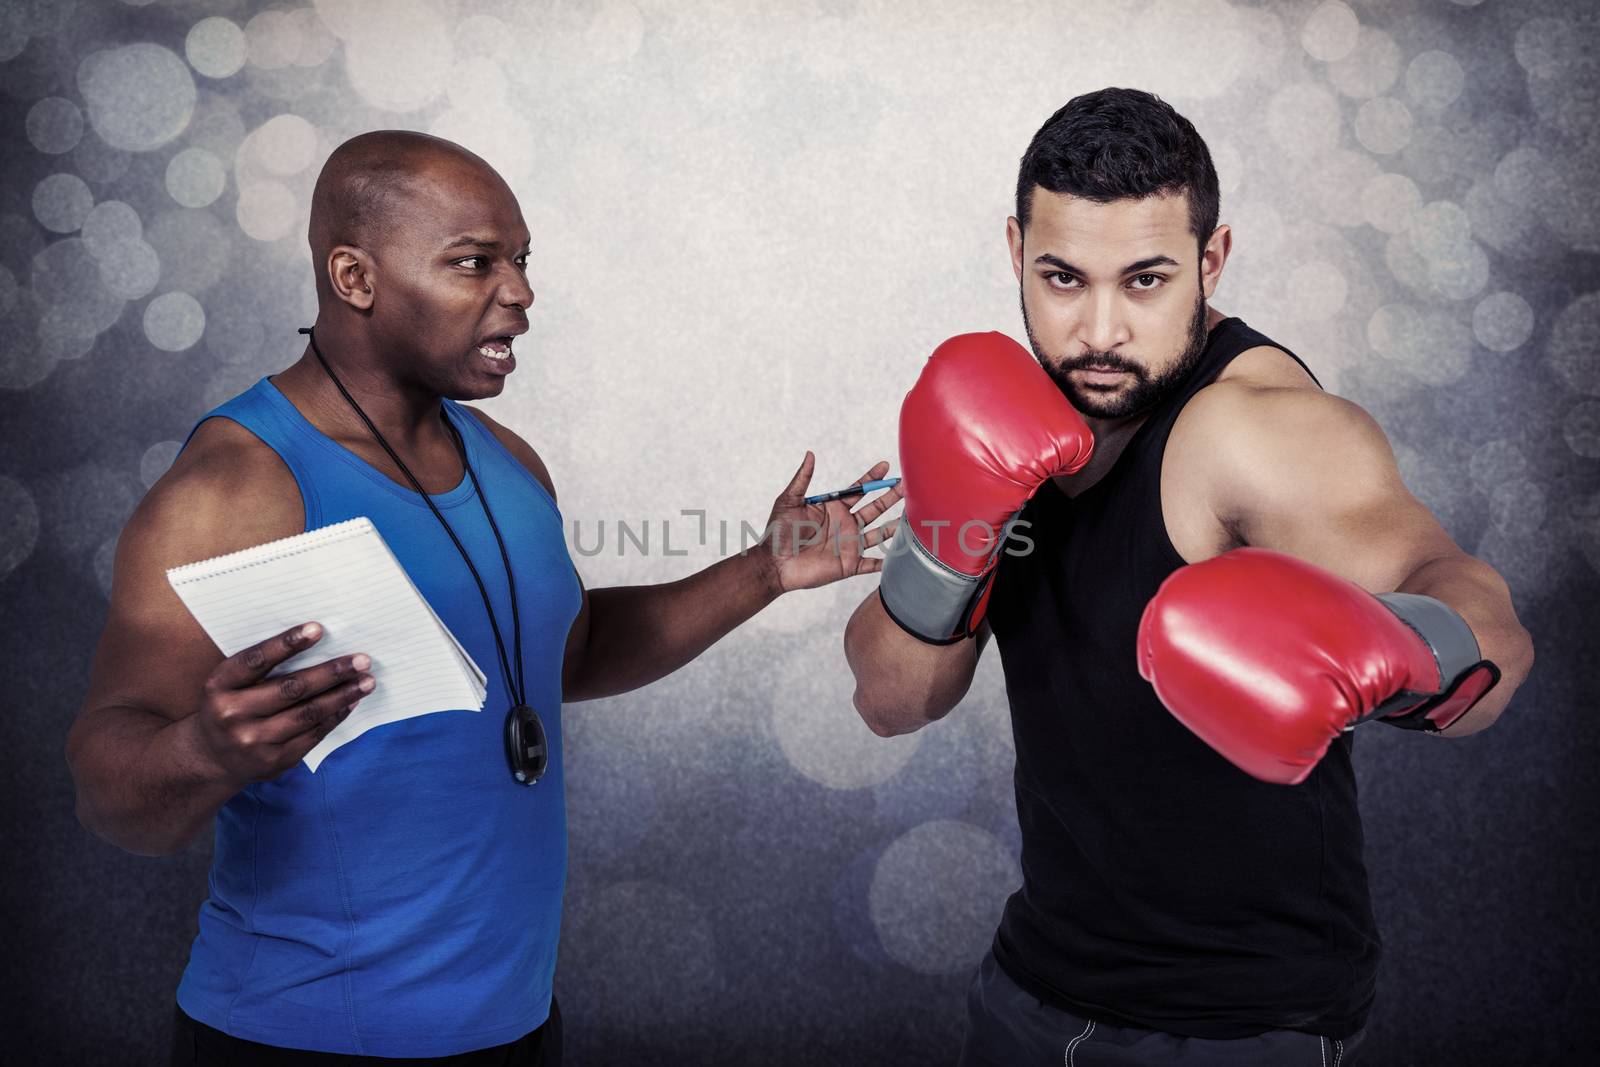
{"left": 298, "top": 326, "right": 525, "bottom": 708}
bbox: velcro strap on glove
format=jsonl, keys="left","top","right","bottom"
{"left": 878, "top": 525, "right": 992, "bottom": 645}
{"left": 1365, "top": 593, "right": 1501, "bottom": 732}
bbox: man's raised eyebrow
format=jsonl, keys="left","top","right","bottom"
{"left": 1032, "top": 253, "right": 1182, "bottom": 276}
{"left": 442, "top": 235, "right": 500, "bottom": 252}
{"left": 442, "top": 236, "right": 533, "bottom": 255}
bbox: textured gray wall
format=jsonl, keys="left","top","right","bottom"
{"left": 2, "top": 0, "right": 1595, "bottom": 1063}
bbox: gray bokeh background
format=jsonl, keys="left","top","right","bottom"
{"left": 2, "top": 0, "right": 1595, "bottom": 1063}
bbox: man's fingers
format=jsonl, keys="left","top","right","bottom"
{"left": 213, "top": 622, "right": 324, "bottom": 691}
{"left": 855, "top": 556, "right": 885, "bottom": 575}
{"left": 781, "top": 451, "right": 816, "bottom": 500}
{"left": 263, "top": 675, "right": 374, "bottom": 746}
{"left": 230, "top": 652, "right": 372, "bottom": 720}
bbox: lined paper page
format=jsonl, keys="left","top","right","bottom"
{"left": 167, "top": 517, "right": 486, "bottom": 771}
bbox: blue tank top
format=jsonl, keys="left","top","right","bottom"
{"left": 174, "top": 377, "right": 582, "bottom": 1056}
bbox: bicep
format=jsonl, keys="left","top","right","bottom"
{"left": 78, "top": 435, "right": 303, "bottom": 726}
{"left": 1215, "top": 391, "right": 1460, "bottom": 592}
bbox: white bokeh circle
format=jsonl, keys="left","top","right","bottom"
{"left": 868, "top": 820, "right": 1020, "bottom": 975}
{"left": 1327, "top": 26, "right": 1401, "bottom": 99}
{"left": 246, "top": 9, "right": 303, "bottom": 70}
{"left": 26, "top": 97, "right": 85, "bottom": 155}
{"left": 1489, "top": 480, "right": 1548, "bottom": 539}
{"left": 1406, "top": 50, "right": 1465, "bottom": 112}
{"left": 1354, "top": 97, "right": 1412, "bottom": 155}
{"left": 771, "top": 646, "right": 920, "bottom": 790}
{"left": 144, "top": 291, "right": 206, "bottom": 351}
{"left": 1563, "top": 401, "right": 1600, "bottom": 459}
{"left": 1548, "top": 292, "right": 1600, "bottom": 396}
{"left": 1426, "top": 240, "right": 1489, "bottom": 302}
{"left": 98, "top": 240, "right": 162, "bottom": 300}
{"left": 1360, "top": 172, "right": 1421, "bottom": 234}
{"left": 81, "top": 200, "right": 143, "bottom": 259}
{"left": 1406, "top": 200, "right": 1472, "bottom": 262}
{"left": 78, "top": 44, "right": 198, "bottom": 152}
{"left": 1513, "top": 18, "right": 1578, "bottom": 79}
{"left": 1469, "top": 441, "right": 1531, "bottom": 495}
{"left": 236, "top": 181, "right": 298, "bottom": 241}
{"left": 250, "top": 114, "right": 319, "bottom": 176}
{"left": 166, "top": 147, "right": 227, "bottom": 208}
{"left": 1300, "top": 2, "right": 1359, "bottom": 63}
{"left": 32, "top": 173, "right": 94, "bottom": 234}
{"left": 186, "top": 16, "right": 247, "bottom": 79}
{"left": 1472, "top": 292, "right": 1535, "bottom": 353}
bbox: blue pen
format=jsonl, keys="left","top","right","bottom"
{"left": 805, "top": 477, "right": 900, "bottom": 506}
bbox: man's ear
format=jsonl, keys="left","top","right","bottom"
{"left": 1006, "top": 216, "right": 1025, "bottom": 284}
{"left": 1199, "top": 224, "right": 1232, "bottom": 301}
{"left": 327, "top": 246, "right": 375, "bottom": 310}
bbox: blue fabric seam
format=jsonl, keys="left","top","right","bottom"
{"left": 321, "top": 768, "right": 365, "bottom": 1054}
{"left": 258, "top": 377, "right": 479, "bottom": 511}
{"left": 444, "top": 400, "right": 563, "bottom": 524}
{"left": 223, "top": 792, "right": 264, "bottom": 1033}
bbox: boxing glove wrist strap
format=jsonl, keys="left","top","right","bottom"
{"left": 1366, "top": 593, "right": 1501, "bottom": 732}
{"left": 878, "top": 527, "right": 989, "bottom": 645}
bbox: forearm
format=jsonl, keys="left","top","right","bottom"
{"left": 67, "top": 706, "right": 241, "bottom": 856}
{"left": 1396, "top": 552, "right": 1535, "bottom": 735}
{"left": 564, "top": 550, "right": 782, "bottom": 701}
{"left": 844, "top": 592, "right": 974, "bottom": 736}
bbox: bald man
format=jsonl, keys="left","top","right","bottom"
{"left": 67, "top": 132, "right": 899, "bottom": 1065}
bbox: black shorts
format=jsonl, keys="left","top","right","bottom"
{"left": 959, "top": 951, "right": 1366, "bottom": 1066}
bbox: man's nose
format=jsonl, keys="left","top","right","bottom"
{"left": 1079, "top": 291, "right": 1129, "bottom": 352}
{"left": 499, "top": 267, "right": 534, "bottom": 310}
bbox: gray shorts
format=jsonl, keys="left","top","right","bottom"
{"left": 958, "top": 951, "right": 1366, "bottom": 1066}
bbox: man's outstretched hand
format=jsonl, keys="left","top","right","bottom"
{"left": 759, "top": 453, "right": 902, "bottom": 594}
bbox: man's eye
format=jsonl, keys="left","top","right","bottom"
{"left": 1131, "top": 273, "right": 1162, "bottom": 290}
{"left": 457, "top": 256, "right": 488, "bottom": 270}
{"left": 1049, "top": 272, "right": 1080, "bottom": 288}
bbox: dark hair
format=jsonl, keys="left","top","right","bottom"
{"left": 1015, "top": 88, "right": 1219, "bottom": 250}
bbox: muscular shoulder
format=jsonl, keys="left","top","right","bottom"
{"left": 90, "top": 416, "right": 307, "bottom": 716}
{"left": 461, "top": 406, "right": 557, "bottom": 502}
{"left": 1171, "top": 360, "right": 1402, "bottom": 542}
{"left": 128, "top": 417, "right": 305, "bottom": 572}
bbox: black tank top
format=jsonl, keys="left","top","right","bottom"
{"left": 985, "top": 317, "right": 1379, "bottom": 1040}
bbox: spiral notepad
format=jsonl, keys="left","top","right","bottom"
{"left": 166, "top": 517, "right": 487, "bottom": 772}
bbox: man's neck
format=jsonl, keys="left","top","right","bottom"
{"left": 275, "top": 330, "right": 444, "bottom": 450}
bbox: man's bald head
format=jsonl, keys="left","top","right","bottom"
{"left": 308, "top": 131, "right": 504, "bottom": 277}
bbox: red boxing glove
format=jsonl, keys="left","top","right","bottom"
{"left": 879, "top": 332, "right": 1094, "bottom": 643}
{"left": 1136, "top": 548, "right": 1500, "bottom": 785}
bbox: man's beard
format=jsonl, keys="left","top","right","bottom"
{"left": 1021, "top": 289, "right": 1210, "bottom": 420}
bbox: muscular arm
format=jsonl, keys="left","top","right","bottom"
{"left": 465, "top": 408, "right": 784, "bottom": 703}
{"left": 66, "top": 420, "right": 306, "bottom": 855}
{"left": 843, "top": 593, "right": 989, "bottom": 736}
{"left": 1192, "top": 382, "right": 1535, "bottom": 735}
